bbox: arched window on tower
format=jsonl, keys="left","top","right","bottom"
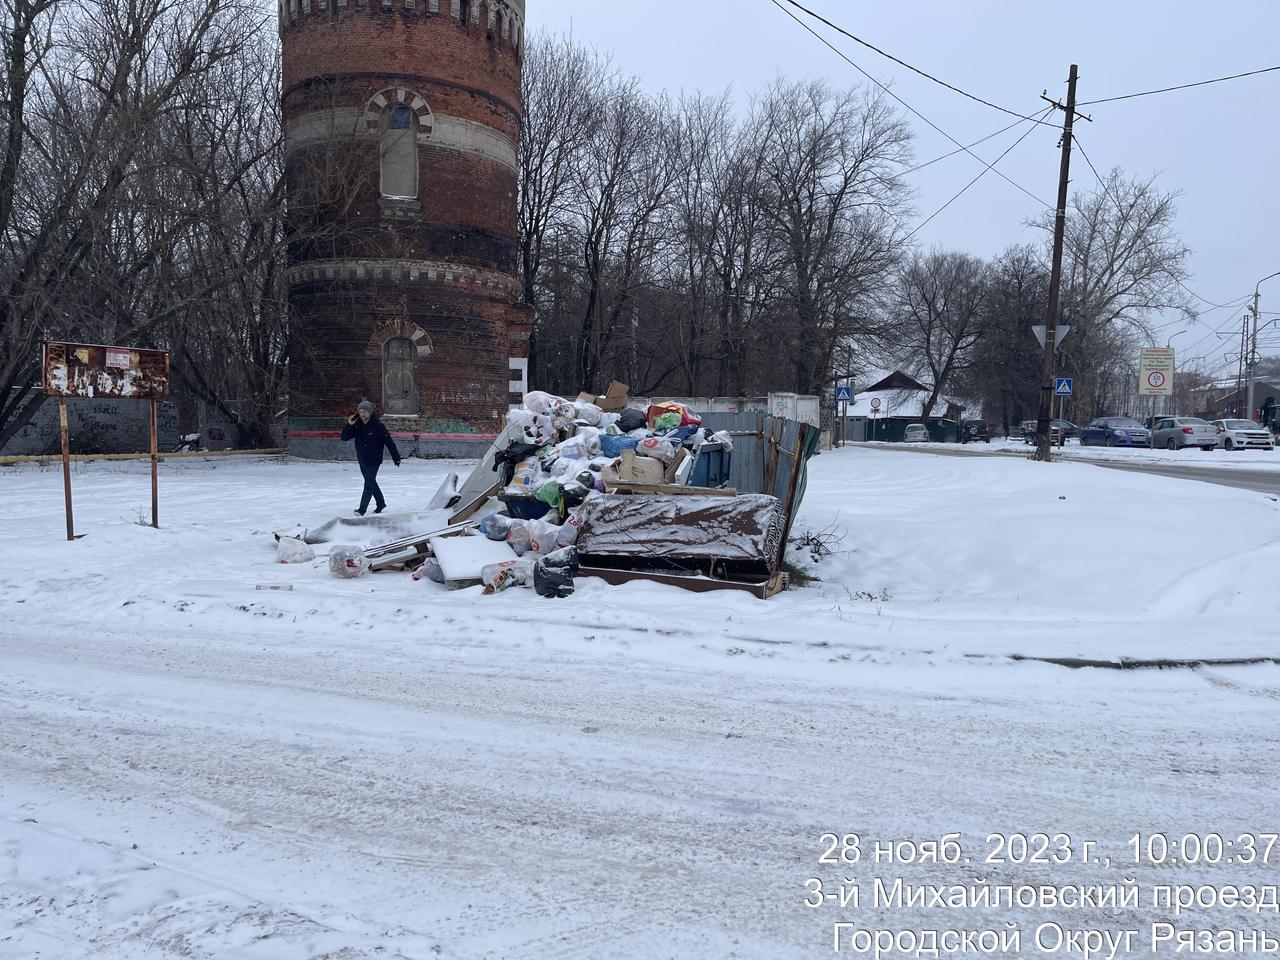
{"left": 380, "top": 104, "right": 417, "bottom": 200}
{"left": 382, "top": 337, "right": 417, "bottom": 415}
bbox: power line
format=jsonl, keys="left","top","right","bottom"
{"left": 766, "top": 0, "right": 1053, "bottom": 208}
{"left": 774, "top": 0, "right": 1058, "bottom": 126}
{"left": 1079, "top": 64, "right": 1280, "bottom": 106}
{"left": 904, "top": 108, "right": 1055, "bottom": 242}
{"left": 903, "top": 117, "right": 1027, "bottom": 175}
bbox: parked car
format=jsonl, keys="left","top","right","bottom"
{"left": 1211, "top": 419, "right": 1275, "bottom": 451}
{"left": 1052, "top": 419, "right": 1079, "bottom": 439}
{"left": 1080, "top": 417, "right": 1151, "bottom": 447}
{"left": 903, "top": 423, "right": 929, "bottom": 443}
{"left": 1153, "top": 416, "right": 1217, "bottom": 451}
{"left": 961, "top": 419, "right": 990, "bottom": 443}
{"left": 1020, "top": 419, "right": 1063, "bottom": 445}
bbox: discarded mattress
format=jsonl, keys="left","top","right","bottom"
{"left": 574, "top": 493, "right": 784, "bottom": 577}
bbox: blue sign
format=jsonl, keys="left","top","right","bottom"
{"left": 835, "top": 386, "right": 853, "bottom": 402}
{"left": 1055, "top": 377, "right": 1073, "bottom": 396}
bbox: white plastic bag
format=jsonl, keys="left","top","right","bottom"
{"left": 710, "top": 429, "right": 734, "bottom": 453}
{"left": 328, "top": 545, "right": 369, "bottom": 579}
{"left": 276, "top": 537, "right": 315, "bottom": 564}
{"left": 573, "top": 402, "right": 604, "bottom": 426}
{"left": 636, "top": 437, "right": 675, "bottom": 463}
{"left": 524, "top": 390, "right": 567, "bottom": 416}
{"left": 481, "top": 559, "right": 534, "bottom": 594}
{"left": 522, "top": 518, "right": 563, "bottom": 556}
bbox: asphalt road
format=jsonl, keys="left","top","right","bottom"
{"left": 850, "top": 442, "right": 1280, "bottom": 495}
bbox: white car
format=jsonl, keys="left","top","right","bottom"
{"left": 903, "top": 423, "right": 929, "bottom": 443}
{"left": 1211, "top": 419, "right": 1275, "bottom": 451}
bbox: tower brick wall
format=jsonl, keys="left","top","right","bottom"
{"left": 282, "top": 0, "right": 531, "bottom": 456}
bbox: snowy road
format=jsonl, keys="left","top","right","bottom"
{"left": 3, "top": 452, "right": 1280, "bottom": 957}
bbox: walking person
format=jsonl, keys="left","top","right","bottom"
{"left": 340, "top": 400, "right": 402, "bottom": 515}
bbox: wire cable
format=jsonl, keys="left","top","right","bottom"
{"left": 1079, "top": 65, "right": 1280, "bottom": 106}
{"left": 766, "top": 0, "right": 1053, "bottom": 208}
{"left": 904, "top": 108, "right": 1055, "bottom": 242}
{"left": 902, "top": 117, "right": 1029, "bottom": 175}
{"left": 774, "top": 0, "right": 1058, "bottom": 126}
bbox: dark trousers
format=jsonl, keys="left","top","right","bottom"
{"left": 358, "top": 459, "right": 385, "bottom": 512}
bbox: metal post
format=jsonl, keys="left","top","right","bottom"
{"left": 1248, "top": 272, "right": 1280, "bottom": 421}
{"left": 150, "top": 398, "right": 159, "bottom": 528}
{"left": 1034, "top": 64, "right": 1080, "bottom": 463}
{"left": 59, "top": 398, "right": 74, "bottom": 541}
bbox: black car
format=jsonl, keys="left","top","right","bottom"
{"left": 961, "top": 419, "right": 990, "bottom": 443}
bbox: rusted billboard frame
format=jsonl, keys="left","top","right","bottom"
{"left": 41, "top": 342, "right": 171, "bottom": 540}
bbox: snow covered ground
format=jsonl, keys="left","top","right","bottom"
{"left": 2, "top": 451, "right": 1279, "bottom": 958}
{"left": 906, "top": 436, "right": 1280, "bottom": 470}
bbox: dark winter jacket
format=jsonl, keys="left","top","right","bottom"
{"left": 340, "top": 414, "right": 402, "bottom": 466}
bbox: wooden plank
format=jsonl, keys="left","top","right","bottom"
{"left": 579, "top": 565, "right": 784, "bottom": 600}
{"left": 605, "top": 483, "right": 738, "bottom": 497}
{"left": 448, "top": 481, "right": 501, "bottom": 524}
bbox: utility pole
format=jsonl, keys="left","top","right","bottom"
{"left": 1034, "top": 65, "right": 1084, "bottom": 462}
{"left": 1246, "top": 272, "right": 1280, "bottom": 421}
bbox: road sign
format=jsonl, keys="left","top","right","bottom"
{"left": 870, "top": 397, "right": 882, "bottom": 411}
{"left": 1055, "top": 377, "right": 1073, "bottom": 396}
{"left": 1139, "top": 347, "right": 1174, "bottom": 397}
{"left": 834, "top": 385, "right": 853, "bottom": 402}
{"left": 1032, "top": 325, "right": 1071, "bottom": 350}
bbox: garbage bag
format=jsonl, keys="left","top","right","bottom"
{"left": 617, "top": 408, "right": 648, "bottom": 432}
{"left": 277, "top": 537, "right": 315, "bottom": 564}
{"left": 328, "top": 545, "right": 369, "bottom": 579}
{"left": 555, "top": 511, "right": 583, "bottom": 548}
{"left": 710, "top": 429, "right": 734, "bottom": 452}
{"left": 600, "top": 434, "right": 641, "bottom": 458}
{"left": 533, "top": 546, "right": 579, "bottom": 599}
{"left": 561, "top": 480, "right": 591, "bottom": 510}
{"left": 652, "top": 412, "right": 682, "bottom": 432}
{"left": 524, "top": 390, "right": 567, "bottom": 416}
{"left": 507, "top": 457, "right": 542, "bottom": 493}
{"left": 573, "top": 402, "right": 604, "bottom": 426}
{"left": 412, "top": 557, "right": 446, "bottom": 583}
{"left": 533, "top": 480, "right": 563, "bottom": 511}
{"left": 478, "top": 513, "right": 514, "bottom": 541}
{"left": 481, "top": 559, "right": 534, "bottom": 594}
{"left": 637, "top": 437, "right": 676, "bottom": 463}
{"left": 506, "top": 522, "right": 533, "bottom": 556}
{"left": 522, "top": 518, "right": 563, "bottom": 556}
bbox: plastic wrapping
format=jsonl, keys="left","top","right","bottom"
{"left": 506, "top": 522, "right": 533, "bottom": 556}
{"left": 328, "top": 545, "right": 369, "bottom": 579}
{"left": 276, "top": 537, "right": 316, "bottom": 564}
{"left": 412, "top": 557, "right": 446, "bottom": 583}
{"left": 710, "top": 429, "right": 734, "bottom": 452}
{"left": 478, "top": 513, "right": 514, "bottom": 541}
{"left": 481, "top": 559, "right": 534, "bottom": 594}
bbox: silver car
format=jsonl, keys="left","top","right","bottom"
{"left": 1153, "top": 417, "right": 1217, "bottom": 451}
{"left": 1211, "top": 419, "right": 1275, "bottom": 451}
{"left": 903, "top": 423, "right": 929, "bottom": 443}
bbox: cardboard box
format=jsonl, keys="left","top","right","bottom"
{"left": 595, "top": 381, "right": 630, "bottom": 412}
{"left": 618, "top": 448, "right": 665, "bottom": 485}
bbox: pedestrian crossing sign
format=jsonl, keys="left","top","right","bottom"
{"left": 835, "top": 386, "right": 853, "bottom": 402}
{"left": 1055, "top": 378, "right": 1073, "bottom": 396}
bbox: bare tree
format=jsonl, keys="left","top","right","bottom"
{"left": 885, "top": 249, "right": 990, "bottom": 418}
{"left": 0, "top": 0, "right": 258, "bottom": 447}
{"left": 758, "top": 79, "right": 912, "bottom": 394}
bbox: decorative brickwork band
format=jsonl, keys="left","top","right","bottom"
{"left": 286, "top": 258, "right": 522, "bottom": 296}
{"left": 364, "top": 88, "right": 435, "bottom": 143}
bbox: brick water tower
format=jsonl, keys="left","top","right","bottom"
{"left": 281, "top": 0, "right": 530, "bottom": 457}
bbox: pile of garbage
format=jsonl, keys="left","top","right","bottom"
{"left": 409, "top": 383, "right": 736, "bottom": 599}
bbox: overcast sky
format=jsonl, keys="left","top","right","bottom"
{"left": 525, "top": 0, "right": 1280, "bottom": 380}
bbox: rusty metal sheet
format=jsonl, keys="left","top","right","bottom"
{"left": 575, "top": 493, "right": 784, "bottom": 575}
{"left": 42, "top": 341, "right": 171, "bottom": 400}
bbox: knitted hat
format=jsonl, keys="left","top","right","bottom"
{"left": 357, "top": 400, "right": 374, "bottom": 413}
